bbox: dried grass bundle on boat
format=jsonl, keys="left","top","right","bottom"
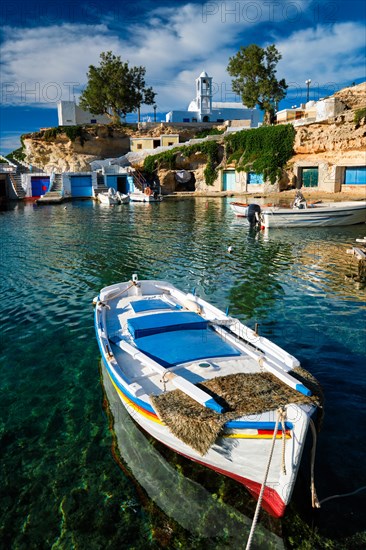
{"left": 151, "top": 367, "right": 323, "bottom": 455}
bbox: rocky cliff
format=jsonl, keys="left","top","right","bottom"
{"left": 22, "top": 123, "right": 223, "bottom": 173}
{"left": 22, "top": 125, "right": 132, "bottom": 172}
{"left": 292, "top": 82, "right": 366, "bottom": 165}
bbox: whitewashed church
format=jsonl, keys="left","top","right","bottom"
{"left": 165, "top": 71, "right": 260, "bottom": 126}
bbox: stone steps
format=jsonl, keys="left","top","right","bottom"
{"left": 9, "top": 173, "right": 26, "bottom": 198}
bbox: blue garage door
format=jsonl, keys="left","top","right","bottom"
{"left": 31, "top": 176, "right": 50, "bottom": 197}
{"left": 345, "top": 167, "right": 366, "bottom": 185}
{"left": 70, "top": 176, "right": 92, "bottom": 198}
{"left": 223, "top": 171, "right": 236, "bottom": 191}
{"left": 248, "top": 172, "right": 263, "bottom": 184}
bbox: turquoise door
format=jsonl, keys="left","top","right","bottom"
{"left": 70, "top": 176, "right": 92, "bottom": 198}
{"left": 344, "top": 167, "right": 366, "bottom": 185}
{"left": 302, "top": 168, "right": 318, "bottom": 188}
{"left": 223, "top": 171, "right": 236, "bottom": 191}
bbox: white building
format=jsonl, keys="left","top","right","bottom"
{"left": 57, "top": 101, "right": 110, "bottom": 126}
{"left": 276, "top": 97, "right": 346, "bottom": 126}
{"left": 166, "top": 71, "right": 260, "bottom": 126}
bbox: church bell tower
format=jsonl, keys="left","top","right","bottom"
{"left": 195, "top": 71, "right": 213, "bottom": 122}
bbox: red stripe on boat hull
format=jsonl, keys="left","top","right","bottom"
{"left": 179, "top": 451, "right": 286, "bottom": 518}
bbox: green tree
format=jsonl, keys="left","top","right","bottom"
{"left": 130, "top": 66, "right": 156, "bottom": 122}
{"left": 227, "top": 44, "right": 287, "bottom": 125}
{"left": 80, "top": 51, "right": 156, "bottom": 123}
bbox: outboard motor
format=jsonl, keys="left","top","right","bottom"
{"left": 293, "top": 190, "right": 307, "bottom": 209}
{"left": 247, "top": 204, "right": 261, "bottom": 228}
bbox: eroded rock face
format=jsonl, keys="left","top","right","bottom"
{"left": 294, "top": 110, "right": 366, "bottom": 158}
{"left": 334, "top": 82, "right": 366, "bottom": 110}
{"left": 23, "top": 126, "right": 131, "bottom": 172}
{"left": 23, "top": 123, "right": 225, "bottom": 173}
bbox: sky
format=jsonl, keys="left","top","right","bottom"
{"left": 1, "top": 0, "right": 365, "bottom": 154}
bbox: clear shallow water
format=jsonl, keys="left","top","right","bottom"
{"left": 0, "top": 198, "right": 365, "bottom": 549}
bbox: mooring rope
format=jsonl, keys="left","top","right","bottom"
{"left": 309, "top": 418, "right": 321, "bottom": 509}
{"left": 103, "top": 281, "right": 136, "bottom": 302}
{"left": 319, "top": 485, "right": 366, "bottom": 505}
{"left": 245, "top": 406, "right": 286, "bottom": 550}
{"left": 280, "top": 412, "right": 287, "bottom": 476}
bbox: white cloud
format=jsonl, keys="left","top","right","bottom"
{"left": 0, "top": 3, "right": 365, "bottom": 117}
{"left": 276, "top": 22, "right": 366, "bottom": 99}
{"left": 0, "top": 132, "right": 23, "bottom": 154}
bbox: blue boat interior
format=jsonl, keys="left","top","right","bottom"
{"left": 127, "top": 311, "right": 209, "bottom": 339}
{"left": 130, "top": 298, "right": 181, "bottom": 314}
{"left": 124, "top": 311, "right": 241, "bottom": 367}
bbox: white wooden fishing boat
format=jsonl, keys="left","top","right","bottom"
{"left": 94, "top": 275, "right": 322, "bottom": 518}
{"left": 230, "top": 197, "right": 366, "bottom": 228}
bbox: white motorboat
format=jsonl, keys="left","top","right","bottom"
{"left": 98, "top": 188, "right": 130, "bottom": 205}
{"left": 230, "top": 193, "right": 366, "bottom": 228}
{"left": 94, "top": 275, "right": 322, "bottom": 518}
{"left": 98, "top": 188, "right": 120, "bottom": 205}
{"left": 129, "top": 187, "right": 162, "bottom": 202}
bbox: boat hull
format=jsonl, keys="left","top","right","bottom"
{"left": 262, "top": 202, "right": 366, "bottom": 228}
{"left": 101, "top": 357, "right": 313, "bottom": 517}
{"left": 98, "top": 193, "right": 119, "bottom": 205}
{"left": 129, "top": 192, "right": 162, "bottom": 202}
{"left": 230, "top": 201, "right": 366, "bottom": 228}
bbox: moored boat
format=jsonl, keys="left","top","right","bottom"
{"left": 94, "top": 275, "right": 322, "bottom": 518}
{"left": 98, "top": 188, "right": 130, "bottom": 205}
{"left": 98, "top": 187, "right": 120, "bottom": 205}
{"left": 230, "top": 194, "right": 366, "bottom": 228}
{"left": 129, "top": 186, "right": 162, "bottom": 202}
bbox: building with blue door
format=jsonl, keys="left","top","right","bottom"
{"left": 219, "top": 169, "right": 266, "bottom": 193}
{"left": 62, "top": 172, "right": 96, "bottom": 198}
{"left": 30, "top": 176, "right": 50, "bottom": 197}
{"left": 288, "top": 161, "right": 366, "bottom": 193}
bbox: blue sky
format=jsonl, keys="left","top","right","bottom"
{"left": 1, "top": 0, "right": 365, "bottom": 154}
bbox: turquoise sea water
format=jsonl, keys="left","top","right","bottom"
{"left": 0, "top": 198, "right": 365, "bottom": 549}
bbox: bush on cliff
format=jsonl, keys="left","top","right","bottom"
{"left": 224, "top": 124, "right": 295, "bottom": 184}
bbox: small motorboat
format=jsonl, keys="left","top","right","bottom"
{"left": 98, "top": 188, "right": 130, "bottom": 205}
{"left": 230, "top": 192, "right": 366, "bottom": 228}
{"left": 98, "top": 187, "right": 120, "bottom": 206}
{"left": 129, "top": 186, "right": 162, "bottom": 202}
{"left": 94, "top": 275, "right": 323, "bottom": 518}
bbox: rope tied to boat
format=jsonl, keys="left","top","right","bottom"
{"left": 103, "top": 281, "right": 139, "bottom": 302}
{"left": 280, "top": 407, "right": 287, "bottom": 476}
{"left": 161, "top": 371, "right": 171, "bottom": 393}
{"left": 309, "top": 418, "right": 321, "bottom": 509}
{"left": 257, "top": 356, "right": 265, "bottom": 371}
{"left": 245, "top": 406, "right": 285, "bottom": 550}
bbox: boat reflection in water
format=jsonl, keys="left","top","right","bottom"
{"left": 102, "top": 364, "right": 284, "bottom": 549}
